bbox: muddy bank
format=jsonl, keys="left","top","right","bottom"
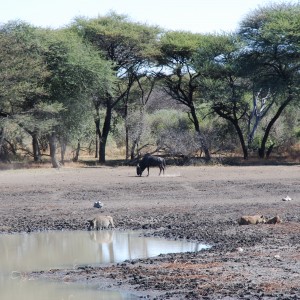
{"left": 0, "top": 165, "right": 299, "bottom": 299}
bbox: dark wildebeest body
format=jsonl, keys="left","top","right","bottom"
{"left": 137, "top": 154, "right": 166, "bottom": 176}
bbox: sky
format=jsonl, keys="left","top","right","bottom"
{"left": 1, "top": 0, "right": 298, "bottom": 34}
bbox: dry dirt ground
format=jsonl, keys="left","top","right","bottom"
{"left": 0, "top": 164, "right": 300, "bottom": 299}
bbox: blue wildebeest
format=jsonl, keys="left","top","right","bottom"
{"left": 136, "top": 153, "right": 166, "bottom": 176}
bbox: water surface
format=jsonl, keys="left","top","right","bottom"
{"left": 0, "top": 230, "right": 208, "bottom": 271}
{"left": 0, "top": 230, "right": 209, "bottom": 299}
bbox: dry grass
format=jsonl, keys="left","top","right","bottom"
{"left": 260, "top": 280, "right": 299, "bottom": 293}
{"left": 159, "top": 261, "right": 222, "bottom": 270}
{"left": 270, "top": 222, "right": 300, "bottom": 234}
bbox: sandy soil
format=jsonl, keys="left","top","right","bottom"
{"left": 0, "top": 164, "right": 299, "bottom": 299}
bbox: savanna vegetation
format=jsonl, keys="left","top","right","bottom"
{"left": 0, "top": 3, "right": 299, "bottom": 167}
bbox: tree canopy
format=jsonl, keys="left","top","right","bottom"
{"left": 72, "top": 13, "right": 162, "bottom": 162}
{"left": 0, "top": 5, "right": 299, "bottom": 166}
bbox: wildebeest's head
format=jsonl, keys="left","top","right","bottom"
{"left": 136, "top": 163, "right": 142, "bottom": 176}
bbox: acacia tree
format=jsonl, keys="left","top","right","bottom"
{"left": 124, "top": 72, "right": 158, "bottom": 160}
{"left": 72, "top": 13, "right": 161, "bottom": 162}
{"left": 37, "top": 28, "right": 114, "bottom": 167}
{"left": 238, "top": 3, "right": 300, "bottom": 158}
{"left": 194, "top": 4, "right": 300, "bottom": 159}
{"left": 0, "top": 22, "right": 114, "bottom": 167}
{"left": 193, "top": 34, "right": 252, "bottom": 159}
{"left": 0, "top": 22, "right": 50, "bottom": 162}
{"left": 156, "top": 31, "right": 211, "bottom": 160}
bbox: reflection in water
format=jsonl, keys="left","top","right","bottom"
{"left": 0, "top": 230, "right": 209, "bottom": 299}
{"left": 0, "top": 230, "right": 209, "bottom": 272}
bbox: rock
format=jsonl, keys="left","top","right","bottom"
{"left": 282, "top": 195, "right": 292, "bottom": 201}
{"left": 93, "top": 201, "right": 103, "bottom": 208}
{"left": 274, "top": 254, "right": 281, "bottom": 261}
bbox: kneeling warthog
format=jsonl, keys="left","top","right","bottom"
{"left": 266, "top": 215, "right": 282, "bottom": 224}
{"left": 88, "top": 215, "right": 115, "bottom": 230}
{"left": 238, "top": 215, "right": 266, "bottom": 225}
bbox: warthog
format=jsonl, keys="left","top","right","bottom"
{"left": 88, "top": 215, "right": 115, "bottom": 230}
{"left": 266, "top": 215, "right": 282, "bottom": 224}
{"left": 137, "top": 153, "right": 166, "bottom": 176}
{"left": 238, "top": 215, "right": 266, "bottom": 225}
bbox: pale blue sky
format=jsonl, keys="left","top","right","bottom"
{"left": 1, "top": 0, "right": 298, "bottom": 33}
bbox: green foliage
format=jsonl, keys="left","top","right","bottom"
{"left": 238, "top": 3, "right": 300, "bottom": 157}
{"left": 148, "top": 109, "right": 192, "bottom": 134}
{"left": 1, "top": 5, "right": 300, "bottom": 163}
{"left": 73, "top": 13, "right": 161, "bottom": 67}
{"left": 0, "top": 21, "right": 115, "bottom": 162}
{"left": 206, "top": 118, "right": 239, "bottom": 153}
{"left": 71, "top": 13, "right": 163, "bottom": 162}
{"left": 239, "top": 3, "right": 300, "bottom": 93}
{"left": 39, "top": 28, "right": 114, "bottom": 100}
{"left": 32, "top": 28, "right": 115, "bottom": 147}
{"left": 159, "top": 31, "right": 204, "bottom": 61}
{"left": 295, "top": 128, "right": 300, "bottom": 139}
{"left": 145, "top": 109, "right": 202, "bottom": 156}
{"left": 0, "top": 22, "right": 49, "bottom": 117}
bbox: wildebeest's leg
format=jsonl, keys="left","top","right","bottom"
{"left": 159, "top": 166, "right": 162, "bottom": 175}
{"left": 159, "top": 162, "right": 165, "bottom": 175}
{"left": 147, "top": 166, "right": 150, "bottom": 176}
{"left": 163, "top": 159, "right": 166, "bottom": 174}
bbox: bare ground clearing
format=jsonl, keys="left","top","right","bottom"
{"left": 0, "top": 165, "right": 299, "bottom": 299}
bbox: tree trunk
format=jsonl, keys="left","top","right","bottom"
{"left": 258, "top": 93, "right": 293, "bottom": 158}
{"left": 190, "top": 105, "right": 211, "bottom": 161}
{"left": 94, "top": 106, "right": 101, "bottom": 159}
{"left": 130, "top": 106, "right": 144, "bottom": 160}
{"left": 130, "top": 139, "right": 138, "bottom": 160}
{"left": 99, "top": 104, "right": 112, "bottom": 163}
{"left": 95, "top": 133, "right": 98, "bottom": 158}
{"left": 73, "top": 139, "right": 80, "bottom": 162}
{"left": 233, "top": 121, "right": 248, "bottom": 159}
{"left": 126, "top": 125, "right": 129, "bottom": 161}
{"left": 32, "top": 132, "right": 42, "bottom": 162}
{"left": 214, "top": 109, "right": 248, "bottom": 160}
{"left": 266, "top": 143, "right": 275, "bottom": 158}
{"left": 60, "top": 138, "right": 67, "bottom": 165}
{"left": 48, "top": 133, "right": 60, "bottom": 168}
{"left": 0, "top": 128, "right": 4, "bottom": 153}
{"left": 0, "top": 128, "right": 10, "bottom": 163}
{"left": 124, "top": 97, "right": 129, "bottom": 161}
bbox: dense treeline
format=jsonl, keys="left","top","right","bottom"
{"left": 0, "top": 3, "right": 299, "bottom": 167}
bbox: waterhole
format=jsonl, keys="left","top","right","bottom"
{"left": 0, "top": 230, "right": 210, "bottom": 299}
